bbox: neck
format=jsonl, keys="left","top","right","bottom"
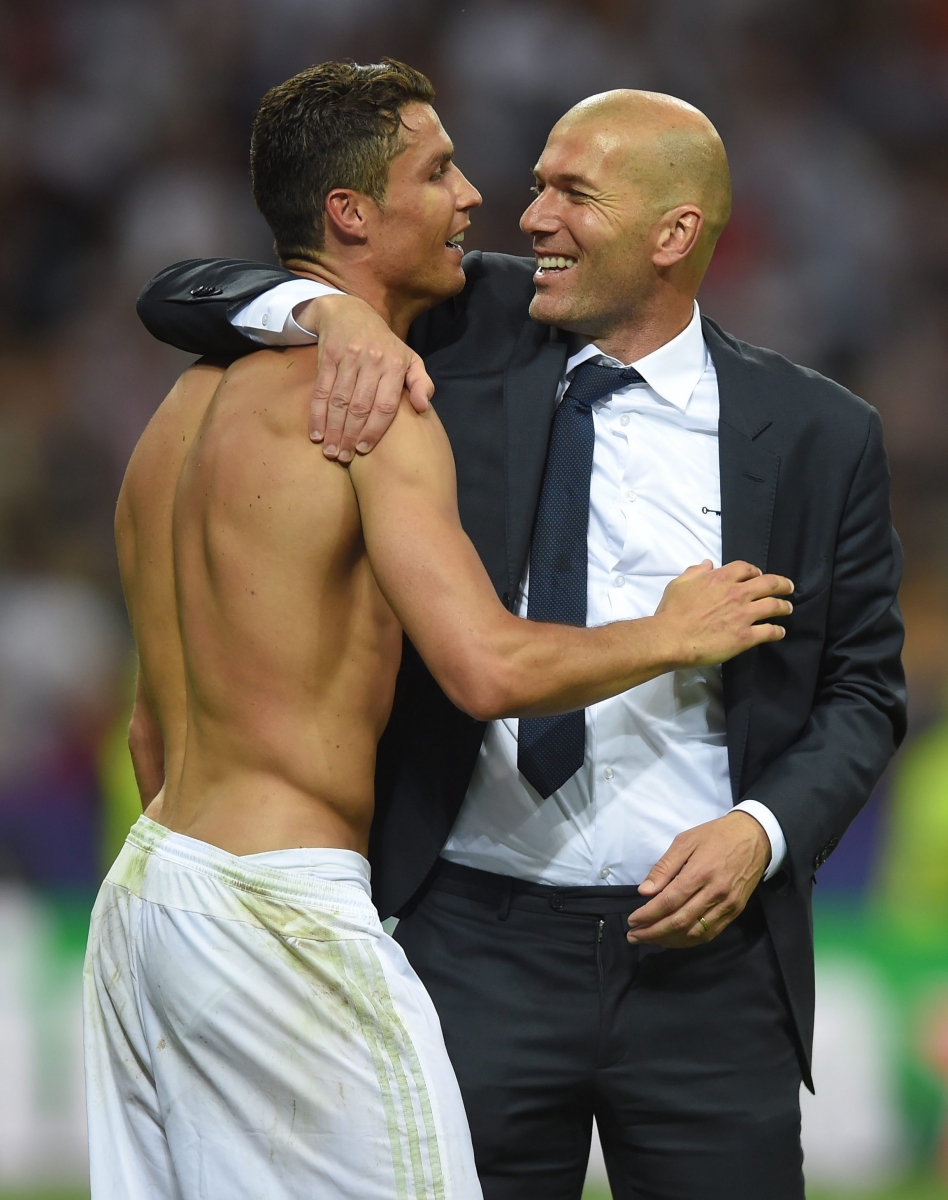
{"left": 587, "top": 290, "right": 696, "bottom": 365}
{"left": 283, "top": 256, "right": 428, "bottom": 340}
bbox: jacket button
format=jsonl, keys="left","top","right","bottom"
{"left": 189, "top": 285, "right": 223, "bottom": 298}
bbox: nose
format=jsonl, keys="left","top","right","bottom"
{"left": 520, "top": 188, "right": 557, "bottom": 236}
{"left": 456, "top": 169, "right": 482, "bottom": 213}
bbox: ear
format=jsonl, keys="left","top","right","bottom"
{"left": 324, "top": 188, "right": 376, "bottom": 245}
{"left": 652, "top": 205, "right": 704, "bottom": 269}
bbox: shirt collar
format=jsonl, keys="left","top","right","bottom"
{"left": 564, "top": 302, "right": 707, "bottom": 412}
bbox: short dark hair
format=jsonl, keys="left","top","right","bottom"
{"left": 251, "top": 59, "right": 435, "bottom": 262}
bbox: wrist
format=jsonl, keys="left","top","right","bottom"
{"left": 294, "top": 294, "right": 344, "bottom": 337}
{"left": 647, "top": 612, "right": 695, "bottom": 672}
{"left": 725, "top": 809, "right": 771, "bottom": 864}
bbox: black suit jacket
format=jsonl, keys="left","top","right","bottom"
{"left": 137, "top": 252, "right": 907, "bottom": 1084}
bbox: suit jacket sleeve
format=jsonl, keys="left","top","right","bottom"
{"left": 136, "top": 258, "right": 297, "bottom": 358}
{"left": 748, "top": 407, "right": 906, "bottom": 884}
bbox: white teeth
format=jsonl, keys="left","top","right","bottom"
{"left": 536, "top": 255, "right": 577, "bottom": 271}
{"left": 447, "top": 232, "right": 465, "bottom": 246}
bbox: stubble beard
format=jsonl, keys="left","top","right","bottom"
{"left": 531, "top": 261, "right": 653, "bottom": 343}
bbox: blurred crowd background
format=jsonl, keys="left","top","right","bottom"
{"left": 0, "top": 0, "right": 947, "bottom": 1196}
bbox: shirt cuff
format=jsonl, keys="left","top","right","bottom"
{"left": 732, "top": 800, "right": 787, "bottom": 881}
{"left": 230, "top": 278, "right": 345, "bottom": 345}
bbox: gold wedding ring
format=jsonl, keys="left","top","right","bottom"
{"left": 697, "top": 915, "right": 710, "bottom": 934}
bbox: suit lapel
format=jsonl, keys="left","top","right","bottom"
{"left": 704, "top": 319, "right": 781, "bottom": 799}
{"left": 503, "top": 324, "right": 568, "bottom": 606}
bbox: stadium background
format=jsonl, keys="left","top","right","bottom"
{"left": 0, "top": 1, "right": 946, "bottom": 1196}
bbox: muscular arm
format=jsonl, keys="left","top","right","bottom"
{"left": 350, "top": 400, "right": 793, "bottom": 721}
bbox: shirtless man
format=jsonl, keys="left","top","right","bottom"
{"left": 83, "top": 60, "right": 793, "bottom": 1200}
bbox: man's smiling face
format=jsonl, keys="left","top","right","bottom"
{"left": 520, "top": 116, "right": 662, "bottom": 337}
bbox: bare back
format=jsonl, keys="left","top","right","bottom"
{"left": 118, "top": 346, "right": 402, "bottom": 855}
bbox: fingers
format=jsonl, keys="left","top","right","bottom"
{"left": 628, "top": 820, "right": 753, "bottom": 945}
{"left": 628, "top": 868, "right": 701, "bottom": 931}
{"left": 405, "top": 354, "right": 434, "bottom": 414}
{"left": 321, "top": 349, "right": 418, "bottom": 461}
{"left": 718, "top": 559, "right": 763, "bottom": 582}
{"left": 321, "top": 355, "right": 361, "bottom": 460}
{"left": 628, "top": 885, "right": 747, "bottom": 947}
{"left": 351, "top": 370, "right": 408, "bottom": 456}
{"left": 335, "top": 362, "right": 389, "bottom": 462}
{"left": 627, "top": 881, "right": 715, "bottom": 944}
{"left": 675, "top": 559, "right": 714, "bottom": 580}
{"left": 745, "top": 622, "right": 787, "bottom": 646}
{"left": 309, "top": 354, "right": 339, "bottom": 443}
{"left": 637, "top": 837, "right": 693, "bottom": 897}
{"left": 741, "top": 572, "right": 794, "bottom": 600}
{"left": 747, "top": 596, "right": 793, "bottom": 621}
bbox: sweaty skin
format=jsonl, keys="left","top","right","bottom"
{"left": 116, "top": 344, "right": 792, "bottom": 859}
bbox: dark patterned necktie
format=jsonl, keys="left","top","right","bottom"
{"left": 517, "top": 361, "right": 644, "bottom": 799}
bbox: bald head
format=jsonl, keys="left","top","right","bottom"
{"left": 559, "top": 90, "right": 731, "bottom": 248}
{"left": 522, "top": 89, "right": 731, "bottom": 358}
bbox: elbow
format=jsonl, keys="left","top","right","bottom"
{"left": 443, "top": 658, "right": 519, "bottom": 723}
{"left": 459, "top": 691, "right": 508, "bottom": 723}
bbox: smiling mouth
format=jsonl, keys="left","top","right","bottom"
{"left": 535, "top": 255, "right": 578, "bottom": 274}
{"left": 445, "top": 231, "right": 465, "bottom": 250}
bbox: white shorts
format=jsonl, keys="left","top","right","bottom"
{"left": 83, "top": 816, "right": 481, "bottom": 1200}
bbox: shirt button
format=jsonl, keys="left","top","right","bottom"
{"left": 620, "top": 414, "right": 630, "bottom": 426}
{"left": 262, "top": 311, "right": 269, "bottom": 327}
{"left": 603, "top": 767, "right": 614, "bottom": 780}
{"left": 599, "top": 867, "right": 611, "bottom": 879}
{"left": 626, "top": 491, "right": 637, "bottom": 503}
{"left": 613, "top": 575, "right": 625, "bottom": 588}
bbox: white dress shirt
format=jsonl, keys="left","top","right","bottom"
{"left": 229, "top": 289, "right": 786, "bottom": 884}
{"left": 232, "top": 279, "right": 333, "bottom": 344}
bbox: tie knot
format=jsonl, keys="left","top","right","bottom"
{"left": 564, "top": 361, "right": 644, "bottom": 409}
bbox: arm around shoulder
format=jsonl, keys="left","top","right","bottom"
{"left": 137, "top": 258, "right": 296, "bottom": 358}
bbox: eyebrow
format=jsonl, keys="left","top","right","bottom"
{"left": 532, "top": 168, "right": 595, "bottom": 189}
{"left": 427, "top": 149, "right": 455, "bottom": 169}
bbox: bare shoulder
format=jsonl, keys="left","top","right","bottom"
{"left": 123, "top": 359, "right": 226, "bottom": 493}
{"left": 213, "top": 344, "right": 321, "bottom": 427}
{"left": 118, "top": 359, "right": 225, "bottom": 532}
{"left": 148, "top": 358, "right": 226, "bottom": 434}
{"left": 218, "top": 344, "right": 313, "bottom": 389}
{"left": 353, "top": 394, "right": 452, "bottom": 474}
{"left": 348, "top": 394, "right": 457, "bottom": 520}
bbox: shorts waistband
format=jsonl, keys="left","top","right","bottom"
{"left": 426, "top": 858, "right": 652, "bottom": 917}
{"left": 118, "top": 817, "right": 375, "bottom": 919}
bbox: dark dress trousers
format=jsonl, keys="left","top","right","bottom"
{"left": 138, "top": 254, "right": 906, "bottom": 1198}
